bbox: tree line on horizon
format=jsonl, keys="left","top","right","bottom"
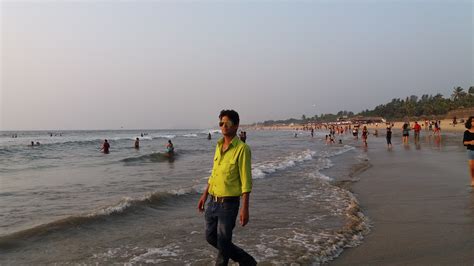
{"left": 259, "top": 86, "right": 474, "bottom": 126}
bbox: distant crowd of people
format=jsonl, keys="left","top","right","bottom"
{"left": 295, "top": 120, "right": 449, "bottom": 150}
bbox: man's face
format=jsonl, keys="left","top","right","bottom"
{"left": 220, "top": 116, "right": 238, "bottom": 137}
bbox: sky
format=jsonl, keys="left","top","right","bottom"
{"left": 1, "top": 0, "right": 472, "bottom": 130}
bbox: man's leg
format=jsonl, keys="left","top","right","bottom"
{"left": 205, "top": 201, "right": 218, "bottom": 248}
{"left": 216, "top": 201, "right": 257, "bottom": 266}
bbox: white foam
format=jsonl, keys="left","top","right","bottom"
{"left": 129, "top": 245, "right": 181, "bottom": 264}
{"left": 318, "top": 145, "right": 355, "bottom": 158}
{"left": 252, "top": 150, "right": 316, "bottom": 179}
{"left": 308, "top": 172, "right": 333, "bottom": 181}
{"left": 255, "top": 244, "right": 279, "bottom": 258}
{"left": 168, "top": 188, "right": 193, "bottom": 196}
{"left": 153, "top": 135, "right": 176, "bottom": 139}
{"left": 87, "top": 197, "right": 133, "bottom": 217}
{"left": 131, "top": 136, "right": 153, "bottom": 140}
{"left": 182, "top": 134, "right": 198, "bottom": 138}
{"left": 200, "top": 129, "right": 220, "bottom": 134}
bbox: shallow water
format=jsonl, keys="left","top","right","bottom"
{"left": 1, "top": 129, "right": 373, "bottom": 264}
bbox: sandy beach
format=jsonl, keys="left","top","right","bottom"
{"left": 331, "top": 132, "right": 474, "bottom": 265}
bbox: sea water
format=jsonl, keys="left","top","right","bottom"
{"left": 0, "top": 129, "right": 370, "bottom": 264}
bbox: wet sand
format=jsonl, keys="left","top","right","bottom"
{"left": 331, "top": 134, "right": 474, "bottom": 265}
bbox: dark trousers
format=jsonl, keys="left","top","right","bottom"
{"left": 205, "top": 200, "right": 257, "bottom": 266}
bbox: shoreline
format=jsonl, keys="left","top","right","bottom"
{"left": 244, "top": 118, "right": 468, "bottom": 133}
{"left": 330, "top": 133, "right": 474, "bottom": 265}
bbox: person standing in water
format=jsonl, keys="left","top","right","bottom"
{"left": 101, "top": 139, "right": 110, "bottom": 154}
{"left": 402, "top": 122, "right": 410, "bottom": 144}
{"left": 134, "top": 138, "right": 140, "bottom": 149}
{"left": 361, "top": 126, "right": 368, "bottom": 147}
{"left": 239, "top": 131, "right": 247, "bottom": 143}
{"left": 386, "top": 124, "right": 393, "bottom": 149}
{"left": 413, "top": 121, "right": 421, "bottom": 142}
{"left": 166, "top": 140, "right": 174, "bottom": 153}
{"left": 463, "top": 116, "right": 474, "bottom": 186}
{"left": 197, "top": 109, "right": 256, "bottom": 266}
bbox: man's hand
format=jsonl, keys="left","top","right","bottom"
{"left": 239, "top": 207, "right": 249, "bottom": 226}
{"left": 197, "top": 194, "right": 207, "bottom": 213}
{"left": 198, "top": 185, "right": 210, "bottom": 213}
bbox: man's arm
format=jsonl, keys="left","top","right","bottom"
{"left": 197, "top": 184, "right": 210, "bottom": 212}
{"left": 239, "top": 145, "right": 252, "bottom": 226}
{"left": 240, "top": 192, "right": 250, "bottom": 226}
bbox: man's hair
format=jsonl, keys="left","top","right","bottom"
{"left": 219, "top": 109, "right": 240, "bottom": 125}
{"left": 466, "top": 116, "right": 473, "bottom": 129}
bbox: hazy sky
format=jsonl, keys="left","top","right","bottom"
{"left": 1, "top": 0, "right": 473, "bottom": 130}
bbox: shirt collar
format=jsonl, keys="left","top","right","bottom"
{"left": 217, "top": 136, "right": 239, "bottom": 147}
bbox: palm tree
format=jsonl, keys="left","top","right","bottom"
{"left": 451, "top": 87, "right": 466, "bottom": 101}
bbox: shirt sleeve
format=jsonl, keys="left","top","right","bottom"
{"left": 208, "top": 145, "right": 219, "bottom": 184}
{"left": 239, "top": 144, "right": 252, "bottom": 193}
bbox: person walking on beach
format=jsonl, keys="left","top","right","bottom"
{"left": 134, "top": 138, "right": 140, "bottom": 149}
{"left": 434, "top": 120, "right": 441, "bottom": 136}
{"left": 362, "top": 126, "right": 368, "bottom": 147}
{"left": 413, "top": 121, "right": 421, "bottom": 142}
{"left": 386, "top": 124, "right": 393, "bottom": 149}
{"left": 197, "top": 109, "right": 257, "bottom": 266}
{"left": 463, "top": 116, "right": 474, "bottom": 186}
{"left": 402, "top": 122, "right": 410, "bottom": 144}
{"left": 352, "top": 127, "right": 358, "bottom": 140}
{"left": 101, "top": 139, "right": 110, "bottom": 154}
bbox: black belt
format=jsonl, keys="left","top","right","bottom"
{"left": 209, "top": 195, "right": 240, "bottom": 203}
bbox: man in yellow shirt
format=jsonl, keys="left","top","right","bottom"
{"left": 197, "top": 109, "right": 256, "bottom": 266}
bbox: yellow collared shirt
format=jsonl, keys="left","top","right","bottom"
{"left": 208, "top": 136, "right": 252, "bottom": 197}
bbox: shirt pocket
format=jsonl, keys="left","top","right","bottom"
{"left": 211, "top": 156, "right": 219, "bottom": 176}
{"left": 227, "top": 159, "right": 238, "bottom": 175}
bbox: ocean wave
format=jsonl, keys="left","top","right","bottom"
{"left": 318, "top": 145, "right": 355, "bottom": 158}
{"left": 252, "top": 150, "right": 316, "bottom": 179}
{"left": 121, "top": 152, "right": 177, "bottom": 164}
{"left": 2, "top": 136, "right": 160, "bottom": 150}
{"left": 0, "top": 189, "right": 199, "bottom": 246}
{"left": 111, "top": 136, "right": 153, "bottom": 141}
{"left": 251, "top": 145, "right": 354, "bottom": 180}
{"left": 257, "top": 182, "right": 370, "bottom": 265}
{"left": 182, "top": 134, "right": 198, "bottom": 138}
{"left": 310, "top": 189, "right": 370, "bottom": 264}
{"left": 0, "top": 148, "right": 13, "bottom": 155}
{"left": 152, "top": 135, "right": 176, "bottom": 140}
{"left": 200, "top": 129, "right": 220, "bottom": 134}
